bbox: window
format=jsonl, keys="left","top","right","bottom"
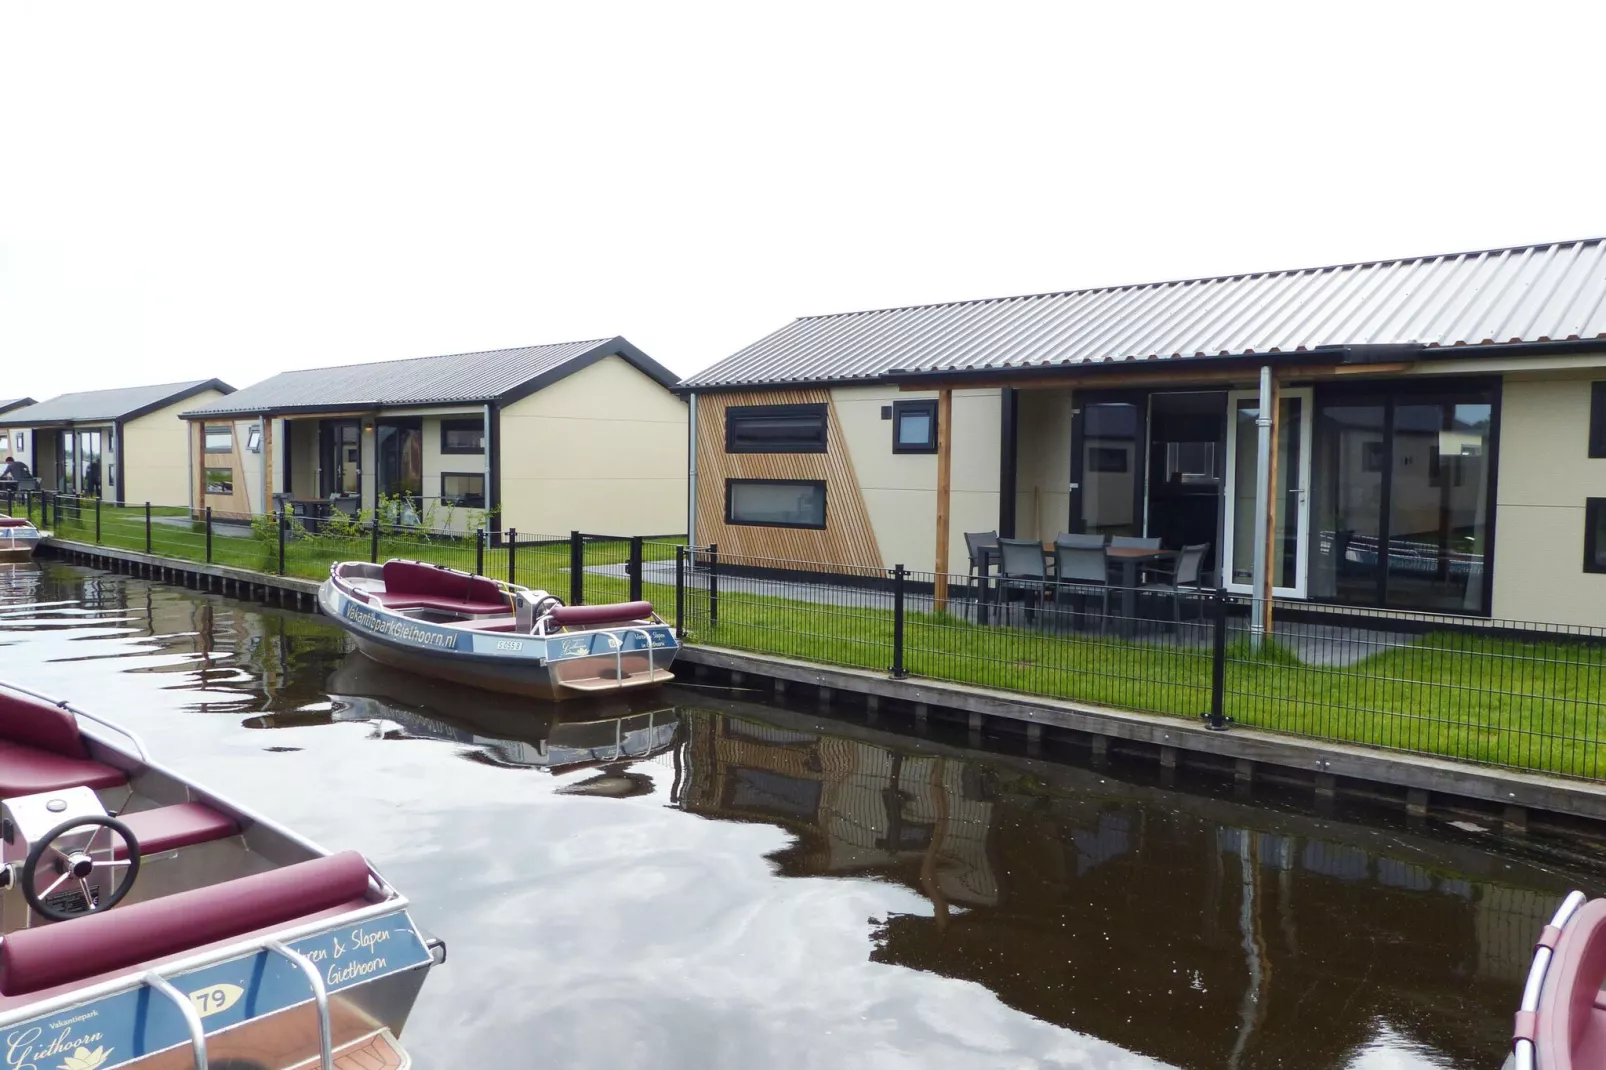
{"left": 1587, "top": 499, "right": 1606, "bottom": 573}
{"left": 725, "top": 404, "right": 828, "bottom": 453}
{"left": 246, "top": 425, "right": 262, "bottom": 453}
{"left": 0, "top": 433, "right": 8, "bottom": 453}
{"left": 204, "top": 425, "right": 233, "bottom": 453}
{"left": 441, "top": 419, "right": 484, "bottom": 454}
{"left": 1592, "top": 382, "right": 1606, "bottom": 458}
{"left": 205, "top": 467, "right": 233, "bottom": 494}
{"left": 726, "top": 479, "right": 827, "bottom": 528}
{"left": 892, "top": 400, "right": 938, "bottom": 453}
{"left": 13, "top": 432, "right": 23, "bottom": 452}
{"left": 441, "top": 472, "right": 485, "bottom": 508}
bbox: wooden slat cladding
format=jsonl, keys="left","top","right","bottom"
{"left": 695, "top": 390, "right": 882, "bottom": 569}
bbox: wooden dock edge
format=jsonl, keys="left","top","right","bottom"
{"left": 40, "top": 537, "right": 321, "bottom": 609}
{"left": 676, "top": 644, "right": 1606, "bottom": 830}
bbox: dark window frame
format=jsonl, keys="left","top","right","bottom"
{"left": 892, "top": 399, "right": 939, "bottom": 454}
{"left": 724, "top": 478, "right": 828, "bottom": 529}
{"left": 440, "top": 418, "right": 485, "bottom": 455}
{"left": 204, "top": 466, "right": 233, "bottom": 494}
{"left": 440, "top": 471, "right": 486, "bottom": 509}
{"left": 203, "top": 425, "right": 233, "bottom": 454}
{"left": 1590, "top": 383, "right": 1606, "bottom": 458}
{"left": 1586, "top": 498, "right": 1606, "bottom": 574}
{"left": 724, "top": 404, "right": 828, "bottom": 454}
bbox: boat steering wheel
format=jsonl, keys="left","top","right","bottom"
{"left": 20, "top": 816, "right": 141, "bottom": 922}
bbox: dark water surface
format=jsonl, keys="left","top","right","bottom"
{"left": 1, "top": 561, "right": 1602, "bottom": 1070}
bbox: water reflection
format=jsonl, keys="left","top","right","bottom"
{"left": 0, "top": 560, "right": 1599, "bottom": 1070}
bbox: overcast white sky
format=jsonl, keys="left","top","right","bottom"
{"left": 2, "top": 1, "right": 1604, "bottom": 402}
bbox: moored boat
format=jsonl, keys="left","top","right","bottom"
{"left": 0, "top": 517, "right": 41, "bottom": 562}
{"left": 318, "top": 559, "right": 678, "bottom": 700}
{"left": 1509, "top": 890, "right": 1606, "bottom": 1069}
{"left": 0, "top": 679, "right": 444, "bottom": 1070}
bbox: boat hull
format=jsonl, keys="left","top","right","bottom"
{"left": 319, "top": 578, "right": 677, "bottom": 702}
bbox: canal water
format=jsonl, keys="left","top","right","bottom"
{"left": 0, "top": 560, "right": 1600, "bottom": 1070}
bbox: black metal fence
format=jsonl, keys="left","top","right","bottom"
{"left": 671, "top": 547, "right": 1606, "bottom": 780}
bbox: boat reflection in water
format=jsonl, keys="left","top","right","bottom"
{"left": 246, "top": 652, "right": 681, "bottom": 797}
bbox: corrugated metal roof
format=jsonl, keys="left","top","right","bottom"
{"left": 183, "top": 337, "right": 674, "bottom": 417}
{"left": 683, "top": 237, "right": 1606, "bottom": 388}
{"left": 0, "top": 381, "right": 229, "bottom": 427}
{"left": 0, "top": 399, "right": 34, "bottom": 415}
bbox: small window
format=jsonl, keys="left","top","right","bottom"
{"left": 0, "top": 433, "right": 8, "bottom": 453}
{"left": 892, "top": 400, "right": 938, "bottom": 453}
{"left": 1088, "top": 446, "right": 1129, "bottom": 474}
{"left": 441, "top": 419, "right": 484, "bottom": 455}
{"left": 204, "top": 425, "right": 233, "bottom": 453}
{"left": 1587, "top": 498, "right": 1606, "bottom": 573}
{"left": 1591, "top": 384, "right": 1606, "bottom": 458}
{"left": 441, "top": 472, "right": 485, "bottom": 508}
{"left": 205, "top": 467, "right": 233, "bottom": 494}
{"left": 13, "top": 433, "right": 23, "bottom": 452}
{"left": 246, "top": 425, "right": 262, "bottom": 453}
{"left": 726, "top": 479, "right": 827, "bottom": 528}
{"left": 725, "top": 404, "right": 828, "bottom": 453}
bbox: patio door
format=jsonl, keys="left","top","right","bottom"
{"left": 1223, "top": 387, "right": 1312, "bottom": 598}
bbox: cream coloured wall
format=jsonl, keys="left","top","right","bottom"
{"left": 1014, "top": 389, "right": 1073, "bottom": 544}
{"left": 831, "top": 385, "right": 1001, "bottom": 575}
{"left": 125, "top": 390, "right": 224, "bottom": 506}
{"left": 1490, "top": 374, "right": 1606, "bottom": 625}
{"left": 497, "top": 355, "right": 687, "bottom": 535}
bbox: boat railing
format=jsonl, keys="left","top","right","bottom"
{"left": 1513, "top": 889, "right": 1587, "bottom": 1070}
{"left": 3, "top": 680, "right": 151, "bottom": 762}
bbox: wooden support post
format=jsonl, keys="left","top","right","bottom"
{"left": 262, "top": 417, "right": 274, "bottom": 506}
{"left": 933, "top": 388, "right": 953, "bottom": 613}
{"left": 1261, "top": 377, "right": 1281, "bottom": 639}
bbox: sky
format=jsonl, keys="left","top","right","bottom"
{"left": 2, "top": 1, "right": 1604, "bottom": 402}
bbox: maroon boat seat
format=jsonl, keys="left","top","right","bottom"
{"left": 0, "top": 518, "right": 30, "bottom": 529}
{"left": 0, "top": 692, "right": 126, "bottom": 797}
{"left": 548, "top": 602, "right": 654, "bottom": 629}
{"left": 0, "top": 850, "right": 374, "bottom": 995}
{"left": 370, "top": 561, "right": 509, "bottom": 616}
{"left": 114, "top": 802, "right": 241, "bottom": 858}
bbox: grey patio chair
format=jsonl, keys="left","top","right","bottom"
{"left": 964, "top": 530, "right": 999, "bottom": 613}
{"left": 1108, "top": 535, "right": 1161, "bottom": 549}
{"left": 1139, "top": 542, "right": 1211, "bottom": 625}
{"left": 1053, "top": 533, "right": 1108, "bottom": 551}
{"left": 1052, "top": 544, "right": 1110, "bottom": 629}
{"left": 997, "top": 537, "right": 1051, "bottom": 624}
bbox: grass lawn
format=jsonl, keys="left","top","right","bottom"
{"left": 29, "top": 495, "right": 1605, "bottom": 779}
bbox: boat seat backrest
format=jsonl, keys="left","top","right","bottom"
{"left": 382, "top": 560, "right": 503, "bottom": 607}
{"left": 0, "top": 691, "right": 87, "bottom": 760}
{"left": 548, "top": 602, "right": 654, "bottom": 628}
{"left": 0, "top": 850, "right": 374, "bottom": 996}
{"left": 0, "top": 518, "right": 30, "bottom": 529}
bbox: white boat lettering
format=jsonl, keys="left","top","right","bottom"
{"left": 343, "top": 603, "right": 455, "bottom": 648}
{"left": 5, "top": 1025, "right": 109, "bottom": 1070}
{"left": 327, "top": 957, "right": 386, "bottom": 985}
{"left": 349, "top": 926, "right": 392, "bottom": 954}
{"left": 493, "top": 639, "right": 523, "bottom": 651}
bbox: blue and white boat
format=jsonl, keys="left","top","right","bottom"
{"left": 318, "top": 559, "right": 678, "bottom": 701}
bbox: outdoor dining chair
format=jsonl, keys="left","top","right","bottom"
{"left": 964, "top": 530, "right": 999, "bottom": 612}
{"left": 1052, "top": 544, "right": 1111, "bottom": 629}
{"left": 997, "top": 537, "right": 1051, "bottom": 624}
{"left": 1109, "top": 535, "right": 1162, "bottom": 550}
{"left": 1054, "top": 533, "right": 1108, "bottom": 551}
{"left": 1138, "top": 542, "right": 1211, "bottom": 625}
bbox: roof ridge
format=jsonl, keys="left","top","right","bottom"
{"left": 43, "top": 378, "right": 210, "bottom": 398}
{"left": 794, "top": 235, "right": 1606, "bottom": 323}
{"left": 260, "top": 339, "right": 613, "bottom": 377}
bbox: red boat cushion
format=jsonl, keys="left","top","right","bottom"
{"left": 452, "top": 617, "right": 517, "bottom": 632}
{"left": 0, "top": 741, "right": 127, "bottom": 796}
{"left": 0, "top": 691, "right": 90, "bottom": 759}
{"left": 0, "top": 850, "right": 374, "bottom": 995}
{"left": 366, "top": 592, "right": 511, "bottom": 616}
{"left": 115, "top": 802, "right": 241, "bottom": 858}
{"left": 549, "top": 602, "right": 654, "bottom": 628}
{"left": 382, "top": 561, "right": 505, "bottom": 606}
{"left": 0, "top": 518, "right": 29, "bottom": 529}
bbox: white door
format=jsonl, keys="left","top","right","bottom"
{"left": 1222, "top": 387, "right": 1313, "bottom": 599}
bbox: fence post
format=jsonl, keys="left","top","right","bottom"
{"left": 277, "top": 510, "right": 286, "bottom": 575}
{"left": 674, "top": 546, "right": 685, "bottom": 638}
{"left": 204, "top": 507, "right": 212, "bottom": 562}
{"left": 507, "top": 528, "right": 517, "bottom": 586}
{"left": 144, "top": 502, "right": 152, "bottom": 553}
{"left": 708, "top": 542, "right": 719, "bottom": 624}
{"left": 891, "top": 564, "right": 908, "bottom": 679}
{"left": 475, "top": 528, "right": 485, "bottom": 577}
{"left": 1205, "top": 587, "right": 1231, "bottom": 731}
{"left": 569, "top": 530, "right": 584, "bottom": 606}
{"left": 628, "top": 536, "right": 644, "bottom": 603}
{"left": 95, "top": 498, "right": 102, "bottom": 544}
{"left": 370, "top": 518, "right": 380, "bottom": 564}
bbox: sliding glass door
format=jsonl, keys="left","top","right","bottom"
{"left": 1223, "top": 388, "right": 1312, "bottom": 598}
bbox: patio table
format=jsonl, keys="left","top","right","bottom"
{"left": 975, "top": 541, "right": 1176, "bottom": 635}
